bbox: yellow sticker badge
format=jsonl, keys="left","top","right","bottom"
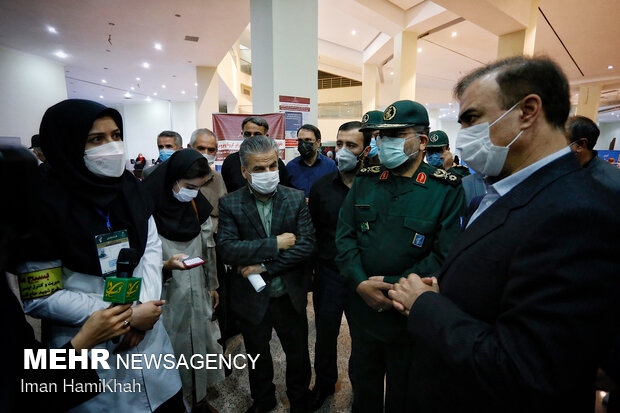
{"left": 18, "top": 267, "right": 63, "bottom": 300}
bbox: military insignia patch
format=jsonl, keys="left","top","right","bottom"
{"left": 429, "top": 168, "right": 461, "bottom": 187}
{"left": 412, "top": 233, "right": 425, "bottom": 247}
{"left": 361, "top": 222, "right": 370, "bottom": 232}
{"left": 362, "top": 113, "right": 369, "bottom": 123}
{"left": 416, "top": 172, "right": 426, "bottom": 184}
{"left": 384, "top": 105, "right": 396, "bottom": 121}
{"left": 357, "top": 166, "right": 382, "bottom": 176}
{"left": 380, "top": 171, "right": 389, "bottom": 180}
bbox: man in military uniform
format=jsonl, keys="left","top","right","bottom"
{"left": 335, "top": 100, "right": 466, "bottom": 412}
{"left": 360, "top": 110, "right": 383, "bottom": 167}
{"left": 426, "top": 129, "right": 471, "bottom": 177}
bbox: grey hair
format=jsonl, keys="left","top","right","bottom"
{"left": 158, "top": 130, "right": 183, "bottom": 148}
{"left": 190, "top": 128, "right": 217, "bottom": 147}
{"left": 239, "top": 135, "right": 279, "bottom": 167}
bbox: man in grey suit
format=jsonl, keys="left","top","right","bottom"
{"left": 217, "top": 135, "right": 315, "bottom": 413}
{"left": 566, "top": 115, "right": 620, "bottom": 193}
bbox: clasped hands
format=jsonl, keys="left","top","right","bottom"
{"left": 356, "top": 274, "right": 439, "bottom": 316}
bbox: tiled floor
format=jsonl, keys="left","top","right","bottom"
{"left": 208, "top": 293, "right": 353, "bottom": 412}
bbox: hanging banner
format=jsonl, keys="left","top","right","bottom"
{"left": 279, "top": 96, "right": 310, "bottom": 148}
{"left": 212, "top": 113, "right": 286, "bottom": 165}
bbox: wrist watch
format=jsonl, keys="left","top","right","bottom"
{"left": 260, "top": 263, "right": 267, "bottom": 273}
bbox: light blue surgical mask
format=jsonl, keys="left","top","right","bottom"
{"left": 368, "top": 137, "right": 379, "bottom": 157}
{"left": 426, "top": 152, "right": 444, "bottom": 168}
{"left": 378, "top": 136, "right": 419, "bottom": 169}
{"left": 159, "top": 148, "right": 175, "bottom": 162}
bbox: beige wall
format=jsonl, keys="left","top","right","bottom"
{"left": 318, "top": 118, "right": 359, "bottom": 144}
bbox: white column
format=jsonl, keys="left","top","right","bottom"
{"left": 196, "top": 66, "right": 219, "bottom": 130}
{"left": 250, "top": 0, "right": 318, "bottom": 125}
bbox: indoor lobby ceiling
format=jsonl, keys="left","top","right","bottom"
{"left": 0, "top": 0, "right": 617, "bottom": 121}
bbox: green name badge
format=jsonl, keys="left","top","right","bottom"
{"left": 103, "top": 277, "right": 142, "bottom": 304}
{"left": 18, "top": 267, "right": 63, "bottom": 300}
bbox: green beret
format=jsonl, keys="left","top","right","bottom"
{"left": 373, "top": 100, "right": 429, "bottom": 130}
{"left": 427, "top": 130, "right": 449, "bottom": 148}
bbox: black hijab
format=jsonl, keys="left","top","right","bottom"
{"left": 35, "top": 99, "right": 151, "bottom": 275}
{"left": 144, "top": 149, "right": 213, "bottom": 242}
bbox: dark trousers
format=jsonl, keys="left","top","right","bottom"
{"left": 312, "top": 264, "right": 350, "bottom": 391}
{"left": 349, "top": 326, "right": 412, "bottom": 413}
{"left": 238, "top": 295, "right": 311, "bottom": 408}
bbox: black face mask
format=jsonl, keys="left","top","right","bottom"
{"left": 298, "top": 141, "right": 316, "bottom": 158}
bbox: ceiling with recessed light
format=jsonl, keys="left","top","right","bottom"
{"left": 0, "top": 0, "right": 618, "bottom": 121}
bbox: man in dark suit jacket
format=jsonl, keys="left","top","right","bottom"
{"left": 217, "top": 135, "right": 315, "bottom": 413}
{"left": 389, "top": 57, "right": 620, "bottom": 413}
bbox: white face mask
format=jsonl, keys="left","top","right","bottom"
{"left": 84, "top": 141, "right": 126, "bottom": 178}
{"left": 203, "top": 153, "right": 216, "bottom": 165}
{"left": 455, "top": 100, "right": 523, "bottom": 177}
{"left": 249, "top": 170, "right": 279, "bottom": 194}
{"left": 173, "top": 181, "right": 199, "bottom": 203}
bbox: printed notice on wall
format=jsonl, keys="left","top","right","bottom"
{"left": 279, "top": 96, "right": 310, "bottom": 148}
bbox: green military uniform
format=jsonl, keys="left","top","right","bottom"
{"left": 336, "top": 162, "right": 465, "bottom": 341}
{"left": 335, "top": 100, "right": 467, "bottom": 412}
{"left": 427, "top": 129, "right": 471, "bottom": 178}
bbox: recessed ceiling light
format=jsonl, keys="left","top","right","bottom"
{"left": 181, "top": 90, "right": 186, "bottom": 94}
{"left": 99, "top": 95, "right": 104, "bottom": 99}
{"left": 161, "top": 84, "right": 166, "bottom": 89}
{"left": 130, "top": 87, "right": 135, "bottom": 91}
{"left": 194, "top": 82, "right": 198, "bottom": 86}
{"left": 54, "top": 50, "right": 68, "bottom": 59}
{"left": 154, "top": 43, "right": 162, "bottom": 50}
{"left": 145, "top": 96, "right": 152, "bottom": 102}
{"left": 608, "top": 65, "right": 614, "bottom": 69}
{"left": 153, "top": 92, "right": 158, "bottom": 96}
{"left": 101, "top": 79, "right": 107, "bottom": 84}
{"left": 390, "top": 71, "right": 394, "bottom": 76}
{"left": 142, "top": 62, "right": 150, "bottom": 69}
{"left": 47, "top": 26, "right": 57, "bottom": 34}
{"left": 124, "top": 92, "right": 132, "bottom": 98}
{"left": 451, "top": 31, "right": 457, "bottom": 37}
{"left": 351, "top": 30, "right": 356, "bottom": 35}
{"left": 417, "top": 48, "right": 422, "bottom": 53}
{"left": 136, "top": 77, "right": 141, "bottom": 81}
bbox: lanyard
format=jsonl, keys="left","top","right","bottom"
{"left": 190, "top": 200, "right": 200, "bottom": 222}
{"left": 95, "top": 209, "right": 112, "bottom": 232}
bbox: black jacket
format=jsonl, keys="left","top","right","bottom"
{"left": 407, "top": 153, "right": 620, "bottom": 412}
{"left": 217, "top": 185, "right": 315, "bottom": 325}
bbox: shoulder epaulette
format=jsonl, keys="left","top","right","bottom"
{"left": 429, "top": 168, "right": 461, "bottom": 187}
{"left": 356, "top": 165, "right": 383, "bottom": 176}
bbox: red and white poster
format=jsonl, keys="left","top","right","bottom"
{"left": 212, "top": 113, "right": 286, "bottom": 165}
{"left": 279, "top": 96, "right": 310, "bottom": 148}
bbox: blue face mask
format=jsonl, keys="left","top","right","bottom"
{"left": 159, "top": 148, "right": 175, "bottom": 162}
{"left": 426, "top": 152, "right": 444, "bottom": 168}
{"left": 378, "top": 136, "right": 419, "bottom": 169}
{"left": 369, "top": 137, "right": 379, "bottom": 157}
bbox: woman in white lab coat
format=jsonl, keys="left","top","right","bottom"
{"left": 20, "top": 99, "right": 183, "bottom": 412}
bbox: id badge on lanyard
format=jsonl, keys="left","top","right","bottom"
{"left": 94, "top": 209, "right": 130, "bottom": 276}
